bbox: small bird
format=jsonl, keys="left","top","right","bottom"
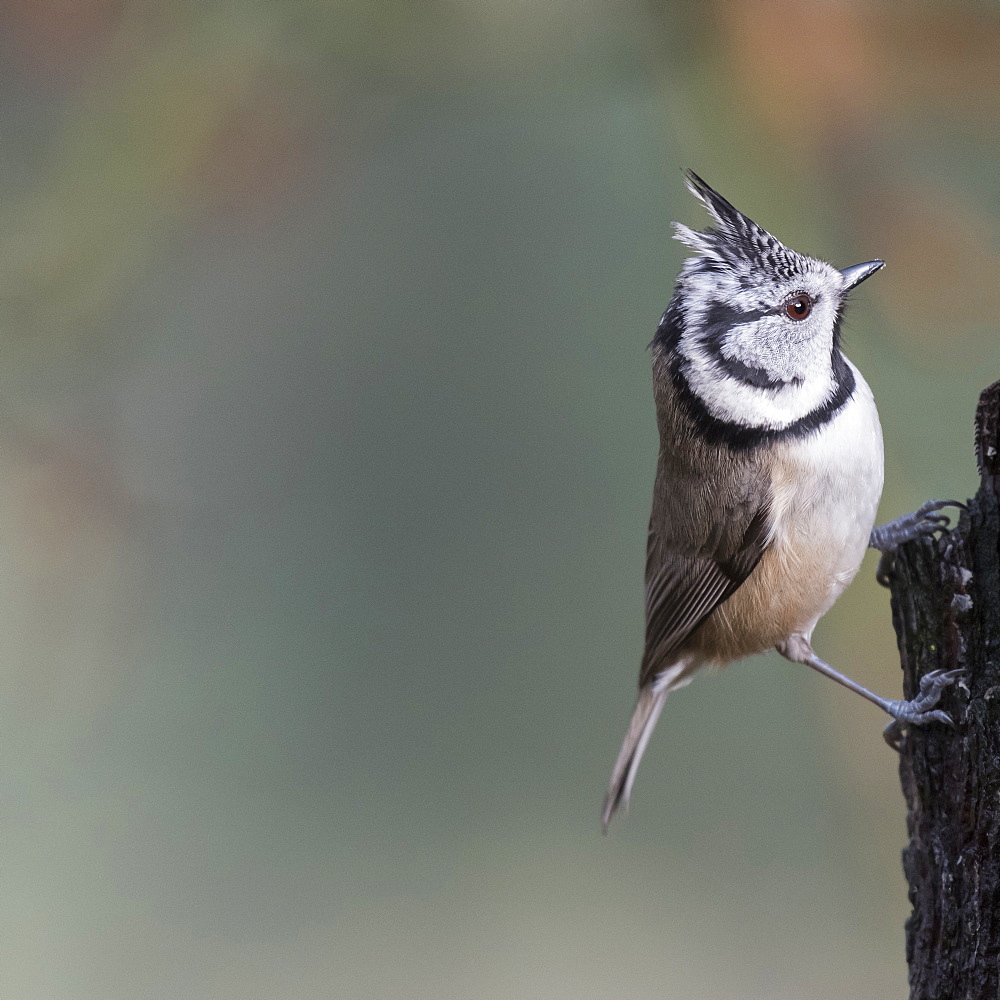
{"left": 601, "top": 172, "right": 961, "bottom": 832}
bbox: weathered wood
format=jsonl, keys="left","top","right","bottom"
{"left": 889, "top": 380, "right": 1000, "bottom": 1000}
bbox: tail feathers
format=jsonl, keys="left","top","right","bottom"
{"left": 601, "top": 686, "right": 668, "bottom": 833}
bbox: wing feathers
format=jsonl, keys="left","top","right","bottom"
{"left": 638, "top": 502, "right": 771, "bottom": 688}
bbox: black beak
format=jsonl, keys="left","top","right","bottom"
{"left": 839, "top": 259, "right": 885, "bottom": 291}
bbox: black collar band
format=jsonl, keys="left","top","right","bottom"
{"left": 669, "top": 350, "right": 856, "bottom": 452}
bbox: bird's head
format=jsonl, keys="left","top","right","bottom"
{"left": 658, "top": 171, "right": 883, "bottom": 438}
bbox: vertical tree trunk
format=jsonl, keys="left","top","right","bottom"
{"left": 889, "top": 380, "right": 1000, "bottom": 1000}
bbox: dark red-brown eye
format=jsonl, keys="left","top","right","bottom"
{"left": 784, "top": 293, "right": 812, "bottom": 320}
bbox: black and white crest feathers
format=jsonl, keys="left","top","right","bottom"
{"left": 673, "top": 171, "right": 802, "bottom": 280}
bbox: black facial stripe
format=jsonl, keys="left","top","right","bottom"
{"left": 651, "top": 289, "right": 822, "bottom": 354}
{"left": 669, "top": 350, "right": 856, "bottom": 452}
{"left": 700, "top": 298, "right": 808, "bottom": 389}
{"left": 707, "top": 294, "right": 823, "bottom": 325}
{"left": 700, "top": 299, "right": 769, "bottom": 337}
{"left": 712, "top": 352, "right": 792, "bottom": 390}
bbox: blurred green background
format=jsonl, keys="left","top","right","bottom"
{"left": 0, "top": 2, "right": 997, "bottom": 997}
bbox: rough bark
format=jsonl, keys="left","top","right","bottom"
{"left": 889, "top": 380, "right": 1000, "bottom": 1000}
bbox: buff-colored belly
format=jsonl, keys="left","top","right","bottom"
{"left": 691, "top": 522, "right": 867, "bottom": 662}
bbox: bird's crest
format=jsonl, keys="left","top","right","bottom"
{"left": 673, "top": 171, "right": 801, "bottom": 280}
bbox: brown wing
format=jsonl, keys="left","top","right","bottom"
{"left": 637, "top": 347, "right": 776, "bottom": 689}
{"left": 638, "top": 502, "right": 771, "bottom": 689}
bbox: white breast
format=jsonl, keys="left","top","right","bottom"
{"left": 767, "top": 361, "right": 884, "bottom": 634}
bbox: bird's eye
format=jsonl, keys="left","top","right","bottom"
{"left": 784, "top": 293, "right": 812, "bottom": 320}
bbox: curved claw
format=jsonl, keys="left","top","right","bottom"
{"left": 870, "top": 500, "right": 965, "bottom": 557}
{"left": 920, "top": 499, "right": 967, "bottom": 513}
{"left": 919, "top": 709, "right": 955, "bottom": 727}
{"left": 883, "top": 719, "right": 904, "bottom": 751}
{"left": 918, "top": 667, "right": 965, "bottom": 692}
{"left": 882, "top": 705, "right": 955, "bottom": 749}
{"left": 882, "top": 667, "right": 962, "bottom": 749}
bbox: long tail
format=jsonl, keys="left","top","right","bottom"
{"left": 601, "top": 685, "right": 669, "bottom": 833}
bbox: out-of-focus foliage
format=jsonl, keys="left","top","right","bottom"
{"left": 0, "top": 1, "right": 996, "bottom": 997}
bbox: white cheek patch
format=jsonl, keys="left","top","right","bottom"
{"left": 722, "top": 314, "right": 821, "bottom": 383}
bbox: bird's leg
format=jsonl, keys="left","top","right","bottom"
{"left": 869, "top": 499, "right": 965, "bottom": 586}
{"left": 777, "top": 637, "right": 962, "bottom": 750}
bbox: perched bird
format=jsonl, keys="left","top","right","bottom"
{"left": 601, "top": 172, "right": 961, "bottom": 832}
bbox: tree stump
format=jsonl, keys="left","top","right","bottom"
{"left": 889, "top": 380, "right": 1000, "bottom": 1000}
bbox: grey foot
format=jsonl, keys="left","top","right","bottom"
{"left": 871, "top": 500, "right": 965, "bottom": 586}
{"left": 882, "top": 668, "right": 964, "bottom": 749}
